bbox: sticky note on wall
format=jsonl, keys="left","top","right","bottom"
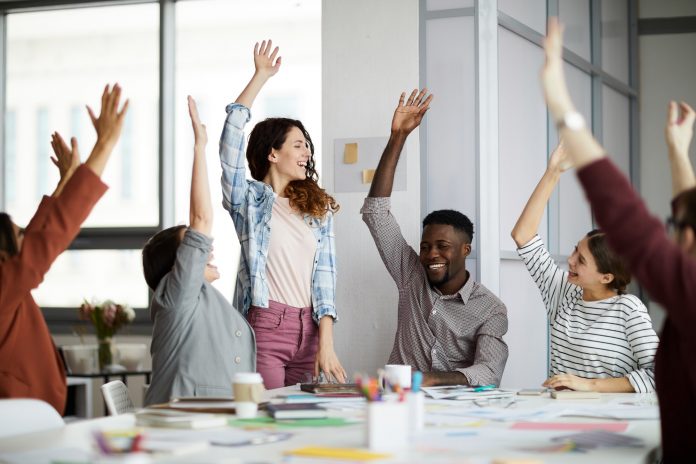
{"left": 344, "top": 143, "right": 358, "bottom": 164}
{"left": 362, "top": 169, "right": 375, "bottom": 184}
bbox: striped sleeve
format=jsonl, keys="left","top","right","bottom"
{"left": 623, "top": 297, "right": 659, "bottom": 393}
{"left": 516, "top": 235, "right": 568, "bottom": 320}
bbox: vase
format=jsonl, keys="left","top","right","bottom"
{"left": 98, "top": 336, "right": 113, "bottom": 371}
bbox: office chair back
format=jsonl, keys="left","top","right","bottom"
{"left": 100, "top": 380, "right": 135, "bottom": 415}
{"left": 0, "top": 399, "right": 64, "bottom": 437}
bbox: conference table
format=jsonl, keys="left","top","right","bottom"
{"left": 0, "top": 386, "right": 661, "bottom": 463}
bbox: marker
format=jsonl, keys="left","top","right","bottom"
{"left": 412, "top": 371, "right": 423, "bottom": 393}
{"left": 472, "top": 384, "right": 495, "bottom": 392}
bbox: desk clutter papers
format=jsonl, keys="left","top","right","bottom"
{"left": 520, "top": 430, "right": 645, "bottom": 454}
{"left": 285, "top": 446, "right": 391, "bottom": 461}
{"left": 230, "top": 416, "right": 355, "bottom": 428}
{"left": 552, "top": 430, "right": 644, "bottom": 449}
{"left": 424, "top": 397, "right": 659, "bottom": 423}
{"left": 144, "top": 428, "right": 292, "bottom": 447}
{"left": 135, "top": 409, "right": 228, "bottom": 428}
{"left": 422, "top": 385, "right": 516, "bottom": 401}
{"left": 0, "top": 447, "right": 93, "bottom": 464}
{"left": 511, "top": 421, "right": 629, "bottom": 432}
{"left": 267, "top": 402, "right": 329, "bottom": 419}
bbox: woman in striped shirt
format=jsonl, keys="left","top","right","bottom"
{"left": 511, "top": 142, "right": 659, "bottom": 393}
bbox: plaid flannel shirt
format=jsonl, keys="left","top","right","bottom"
{"left": 219, "top": 103, "right": 337, "bottom": 324}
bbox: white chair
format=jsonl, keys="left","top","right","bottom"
{"left": 0, "top": 399, "right": 64, "bottom": 437}
{"left": 100, "top": 380, "right": 135, "bottom": 415}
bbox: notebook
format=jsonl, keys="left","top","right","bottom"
{"left": 266, "top": 402, "right": 329, "bottom": 420}
{"left": 135, "top": 409, "right": 228, "bottom": 429}
{"left": 550, "top": 390, "right": 600, "bottom": 400}
{"left": 300, "top": 383, "right": 360, "bottom": 394}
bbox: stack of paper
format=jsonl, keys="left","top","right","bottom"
{"left": 135, "top": 409, "right": 227, "bottom": 429}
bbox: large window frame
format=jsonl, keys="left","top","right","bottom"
{"left": 0, "top": 0, "right": 176, "bottom": 334}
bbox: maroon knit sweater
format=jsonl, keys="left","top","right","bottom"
{"left": 578, "top": 158, "right": 696, "bottom": 461}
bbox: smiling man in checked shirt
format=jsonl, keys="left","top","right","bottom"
{"left": 361, "top": 89, "right": 509, "bottom": 387}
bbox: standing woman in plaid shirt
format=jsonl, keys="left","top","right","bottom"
{"left": 219, "top": 40, "right": 346, "bottom": 389}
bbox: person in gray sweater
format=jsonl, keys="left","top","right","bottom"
{"left": 143, "top": 96, "right": 255, "bottom": 406}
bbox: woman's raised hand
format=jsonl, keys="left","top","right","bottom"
{"left": 665, "top": 101, "right": 695, "bottom": 157}
{"left": 86, "top": 83, "right": 129, "bottom": 151}
{"left": 254, "top": 39, "right": 281, "bottom": 79}
{"left": 50, "top": 132, "right": 80, "bottom": 181}
{"left": 187, "top": 96, "right": 208, "bottom": 148}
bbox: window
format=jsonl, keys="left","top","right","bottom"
{"left": 0, "top": 0, "right": 321, "bottom": 329}
{"left": 173, "top": 0, "right": 321, "bottom": 301}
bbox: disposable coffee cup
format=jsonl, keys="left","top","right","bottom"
{"left": 233, "top": 372, "right": 265, "bottom": 418}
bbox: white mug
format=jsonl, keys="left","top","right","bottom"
{"left": 379, "top": 364, "right": 412, "bottom": 392}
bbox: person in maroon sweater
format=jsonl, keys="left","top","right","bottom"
{"left": 0, "top": 84, "right": 129, "bottom": 414}
{"left": 540, "top": 18, "right": 696, "bottom": 461}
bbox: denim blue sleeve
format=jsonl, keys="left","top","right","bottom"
{"left": 312, "top": 212, "right": 338, "bottom": 324}
{"left": 219, "top": 103, "right": 252, "bottom": 225}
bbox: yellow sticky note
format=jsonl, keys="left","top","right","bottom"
{"left": 362, "top": 169, "right": 375, "bottom": 184}
{"left": 344, "top": 142, "right": 358, "bottom": 164}
{"left": 285, "top": 446, "right": 391, "bottom": 461}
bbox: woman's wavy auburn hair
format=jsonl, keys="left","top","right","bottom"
{"left": 247, "top": 118, "right": 339, "bottom": 219}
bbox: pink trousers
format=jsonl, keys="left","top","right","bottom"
{"left": 247, "top": 300, "right": 318, "bottom": 389}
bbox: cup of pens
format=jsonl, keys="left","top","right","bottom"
{"left": 358, "top": 374, "right": 409, "bottom": 452}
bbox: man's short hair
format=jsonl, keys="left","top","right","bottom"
{"left": 422, "top": 210, "right": 474, "bottom": 243}
{"left": 142, "top": 225, "right": 187, "bottom": 290}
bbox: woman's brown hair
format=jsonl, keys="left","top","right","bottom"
{"left": 246, "top": 118, "right": 339, "bottom": 219}
{"left": 585, "top": 229, "right": 631, "bottom": 294}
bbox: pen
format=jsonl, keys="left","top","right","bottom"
{"left": 472, "top": 385, "right": 496, "bottom": 392}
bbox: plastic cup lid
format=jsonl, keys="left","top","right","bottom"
{"left": 233, "top": 372, "right": 263, "bottom": 383}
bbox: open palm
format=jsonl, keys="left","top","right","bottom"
{"left": 391, "top": 88, "right": 433, "bottom": 135}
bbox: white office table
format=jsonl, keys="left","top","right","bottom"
{"left": 0, "top": 387, "right": 661, "bottom": 464}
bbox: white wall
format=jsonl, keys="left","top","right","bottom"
{"left": 322, "top": 0, "right": 421, "bottom": 377}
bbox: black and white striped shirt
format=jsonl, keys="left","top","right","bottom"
{"left": 517, "top": 235, "right": 658, "bottom": 393}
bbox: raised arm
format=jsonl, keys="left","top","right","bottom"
{"left": 665, "top": 101, "right": 696, "bottom": 197}
{"left": 368, "top": 89, "right": 433, "bottom": 198}
{"left": 541, "top": 20, "right": 696, "bottom": 333}
{"left": 188, "top": 96, "right": 212, "bottom": 236}
{"left": 540, "top": 19, "right": 605, "bottom": 169}
{"left": 85, "top": 83, "right": 129, "bottom": 177}
{"left": 235, "top": 39, "right": 281, "bottom": 108}
{"left": 220, "top": 41, "right": 280, "bottom": 222}
{"left": 511, "top": 142, "right": 570, "bottom": 247}
{"left": 0, "top": 84, "right": 124, "bottom": 310}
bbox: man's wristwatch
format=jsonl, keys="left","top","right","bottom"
{"left": 556, "top": 111, "right": 585, "bottom": 131}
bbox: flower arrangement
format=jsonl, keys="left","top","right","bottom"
{"left": 78, "top": 299, "right": 135, "bottom": 370}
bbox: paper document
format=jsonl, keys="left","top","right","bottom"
{"left": 422, "top": 385, "right": 515, "bottom": 400}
